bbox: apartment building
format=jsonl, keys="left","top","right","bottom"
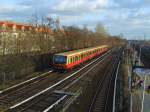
{"left": 0, "top": 21, "right": 53, "bottom": 55}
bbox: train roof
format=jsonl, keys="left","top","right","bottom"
{"left": 55, "top": 45, "right": 108, "bottom": 57}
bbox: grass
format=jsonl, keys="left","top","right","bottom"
{"left": 30, "top": 72, "right": 41, "bottom": 77}
{"left": 0, "top": 84, "right": 9, "bottom": 91}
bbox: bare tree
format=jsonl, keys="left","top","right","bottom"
{"left": 46, "top": 17, "right": 55, "bottom": 29}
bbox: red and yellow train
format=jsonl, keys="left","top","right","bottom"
{"left": 53, "top": 45, "right": 108, "bottom": 70}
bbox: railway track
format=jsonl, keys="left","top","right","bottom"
{"left": 0, "top": 70, "right": 53, "bottom": 95}
{"left": 0, "top": 71, "right": 65, "bottom": 110}
{"left": 5, "top": 49, "right": 113, "bottom": 112}
{"left": 88, "top": 49, "right": 122, "bottom": 112}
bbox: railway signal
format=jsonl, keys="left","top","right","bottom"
{"left": 133, "top": 67, "right": 150, "bottom": 112}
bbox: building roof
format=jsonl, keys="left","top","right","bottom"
{"left": 0, "top": 21, "right": 53, "bottom": 33}
{"left": 55, "top": 45, "right": 108, "bottom": 57}
{"left": 0, "top": 21, "right": 31, "bottom": 27}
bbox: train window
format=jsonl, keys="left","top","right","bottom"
{"left": 74, "top": 57, "right": 75, "bottom": 62}
{"left": 54, "top": 55, "right": 67, "bottom": 64}
{"left": 78, "top": 55, "right": 79, "bottom": 60}
{"left": 70, "top": 57, "right": 72, "bottom": 63}
{"left": 68, "top": 58, "right": 70, "bottom": 64}
{"left": 77, "top": 56, "right": 79, "bottom": 60}
{"left": 79, "top": 55, "right": 81, "bottom": 60}
{"left": 81, "top": 54, "right": 83, "bottom": 58}
{"left": 75, "top": 56, "right": 77, "bottom": 61}
{"left": 77, "top": 56, "right": 78, "bottom": 61}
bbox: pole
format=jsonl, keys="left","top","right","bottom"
{"left": 139, "top": 47, "right": 141, "bottom": 65}
{"left": 133, "top": 47, "right": 136, "bottom": 66}
{"left": 141, "top": 75, "right": 146, "bottom": 112}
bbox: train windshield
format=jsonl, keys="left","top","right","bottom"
{"left": 54, "top": 55, "right": 67, "bottom": 64}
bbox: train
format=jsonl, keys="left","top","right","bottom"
{"left": 53, "top": 45, "right": 108, "bottom": 70}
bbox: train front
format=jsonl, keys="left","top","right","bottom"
{"left": 53, "top": 55, "right": 67, "bottom": 70}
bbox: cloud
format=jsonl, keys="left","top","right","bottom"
{"left": 51, "top": 0, "right": 109, "bottom": 15}
{"left": 0, "top": 0, "right": 150, "bottom": 39}
{"left": 111, "top": 0, "right": 150, "bottom": 9}
{"left": 0, "top": 4, "right": 30, "bottom": 14}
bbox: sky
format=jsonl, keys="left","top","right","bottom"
{"left": 0, "top": 0, "right": 150, "bottom": 40}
